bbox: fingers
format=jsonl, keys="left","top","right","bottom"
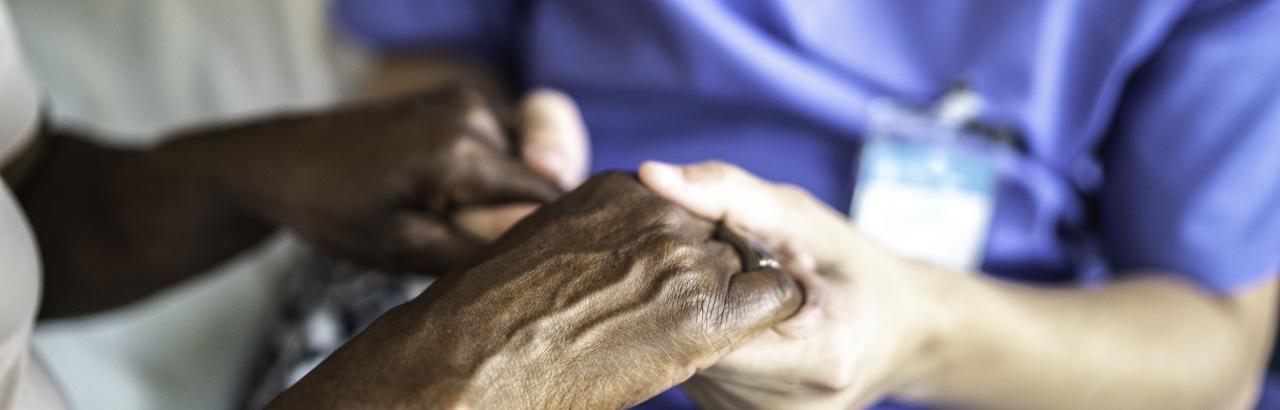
{"left": 462, "top": 147, "right": 563, "bottom": 205}
{"left": 520, "top": 89, "right": 590, "bottom": 189}
{"left": 398, "top": 85, "right": 510, "bottom": 151}
{"left": 382, "top": 212, "right": 487, "bottom": 273}
{"left": 444, "top": 89, "right": 584, "bottom": 236}
{"left": 639, "top": 160, "right": 855, "bottom": 266}
{"left": 451, "top": 204, "right": 539, "bottom": 242}
{"left": 639, "top": 160, "right": 788, "bottom": 237}
{"left": 456, "top": 87, "right": 510, "bottom": 151}
{"left": 722, "top": 267, "right": 805, "bottom": 339}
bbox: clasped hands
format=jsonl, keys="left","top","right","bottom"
{"left": 243, "top": 85, "right": 936, "bottom": 409}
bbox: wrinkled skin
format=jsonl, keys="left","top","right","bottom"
{"left": 269, "top": 172, "right": 804, "bottom": 409}
{"left": 167, "top": 85, "right": 562, "bottom": 272}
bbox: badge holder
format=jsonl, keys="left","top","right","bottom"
{"left": 850, "top": 87, "right": 1002, "bottom": 270}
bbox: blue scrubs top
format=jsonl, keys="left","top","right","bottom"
{"left": 335, "top": 1, "right": 1280, "bottom": 408}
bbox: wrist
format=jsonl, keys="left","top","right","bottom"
{"left": 151, "top": 117, "right": 302, "bottom": 227}
{"left": 888, "top": 259, "right": 980, "bottom": 401}
{"left": 272, "top": 299, "right": 505, "bottom": 409}
{"left": 397, "top": 293, "right": 542, "bottom": 408}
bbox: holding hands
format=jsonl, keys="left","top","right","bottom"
{"left": 271, "top": 172, "right": 803, "bottom": 409}
{"left": 640, "top": 160, "right": 949, "bottom": 409}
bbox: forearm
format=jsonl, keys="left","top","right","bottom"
{"left": 902, "top": 267, "right": 1277, "bottom": 409}
{"left": 267, "top": 300, "right": 482, "bottom": 409}
{"left": 17, "top": 129, "right": 276, "bottom": 318}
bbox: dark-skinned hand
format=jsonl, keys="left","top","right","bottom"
{"left": 17, "top": 84, "right": 570, "bottom": 317}
{"left": 268, "top": 172, "right": 805, "bottom": 409}
{"left": 161, "top": 85, "right": 561, "bottom": 272}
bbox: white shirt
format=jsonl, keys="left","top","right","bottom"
{"left": 0, "top": 1, "right": 67, "bottom": 408}
{"left": 6, "top": 2, "right": 353, "bottom": 408}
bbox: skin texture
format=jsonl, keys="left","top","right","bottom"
{"left": 268, "top": 172, "right": 804, "bottom": 409}
{"left": 639, "top": 160, "right": 1278, "bottom": 410}
{"left": 10, "top": 85, "right": 567, "bottom": 317}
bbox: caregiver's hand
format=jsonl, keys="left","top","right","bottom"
{"left": 639, "top": 160, "right": 951, "bottom": 409}
{"left": 160, "top": 85, "right": 569, "bottom": 273}
{"left": 268, "top": 172, "right": 804, "bottom": 409}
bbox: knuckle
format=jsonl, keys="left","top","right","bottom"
{"left": 642, "top": 233, "right": 713, "bottom": 278}
{"left": 644, "top": 232, "right": 696, "bottom": 261}
{"left": 646, "top": 235, "right": 716, "bottom": 285}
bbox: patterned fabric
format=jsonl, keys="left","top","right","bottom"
{"left": 243, "top": 249, "right": 433, "bottom": 409}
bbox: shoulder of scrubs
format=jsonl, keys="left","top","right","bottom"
{"left": 333, "top": 0, "right": 520, "bottom": 58}
{"left": 1102, "top": 0, "right": 1280, "bottom": 292}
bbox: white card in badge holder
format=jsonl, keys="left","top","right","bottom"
{"left": 850, "top": 99, "right": 998, "bottom": 271}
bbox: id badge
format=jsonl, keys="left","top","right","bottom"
{"left": 850, "top": 99, "right": 999, "bottom": 270}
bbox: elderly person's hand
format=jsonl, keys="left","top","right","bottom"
{"left": 268, "top": 172, "right": 804, "bottom": 409}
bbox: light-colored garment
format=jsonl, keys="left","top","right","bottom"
{"left": 5, "top": 1, "right": 365, "bottom": 408}
{"left": 9, "top": 0, "right": 365, "bottom": 144}
{"left": 0, "top": 1, "right": 68, "bottom": 408}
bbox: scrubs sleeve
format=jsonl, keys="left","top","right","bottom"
{"left": 332, "top": 0, "right": 520, "bottom": 58}
{"left": 1101, "top": 0, "right": 1280, "bottom": 292}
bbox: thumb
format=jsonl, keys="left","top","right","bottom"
{"left": 722, "top": 267, "right": 804, "bottom": 341}
{"left": 376, "top": 212, "right": 487, "bottom": 273}
{"left": 639, "top": 160, "right": 792, "bottom": 243}
{"left": 639, "top": 160, "right": 858, "bottom": 271}
{"left": 520, "top": 88, "right": 590, "bottom": 190}
{"left": 452, "top": 203, "right": 539, "bottom": 242}
{"left": 461, "top": 150, "right": 564, "bottom": 206}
